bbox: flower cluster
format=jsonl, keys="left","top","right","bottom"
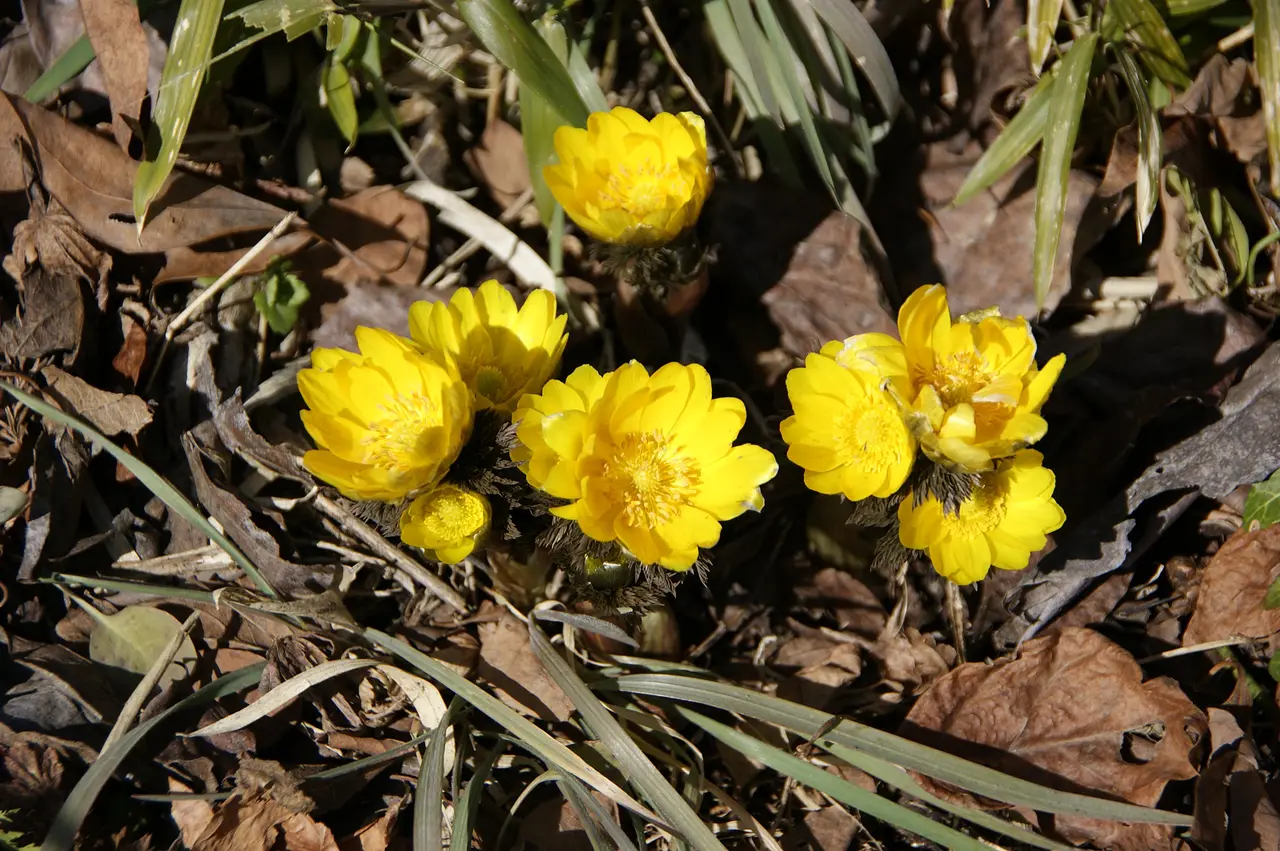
{"left": 781, "top": 285, "right": 1067, "bottom": 585}
{"left": 299, "top": 280, "right": 567, "bottom": 563}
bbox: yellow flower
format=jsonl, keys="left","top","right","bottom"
{"left": 780, "top": 349, "right": 916, "bottom": 500}
{"left": 843, "top": 285, "right": 1066, "bottom": 472}
{"left": 400, "top": 484, "right": 491, "bottom": 563}
{"left": 897, "top": 450, "right": 1065, "bottom": 585}
{"left": 409, "top": 280, "right": 568, "bottom": 414}
{"left": 298, "top": 328, "right": 472, "bottom": 502}
{"left": 512, "top": 361, "right": 777, "bottom": 571}
{"left": 543, "top": 107, "right": 713, "bottom": 247}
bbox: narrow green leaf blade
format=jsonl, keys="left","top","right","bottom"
{"left": 24, "top": 36, "right": 96, "bottom": 102}
{"left": 1114, "top": 50, "right": 1161, "bottom": 239}
{"left": 522, "top": 18, "right": 575, "bottom": 227}
{"left": 1026, "top": 0, "right": 1064, "bottom": 73}
{"left": 528, "top": 617, "right": 727, "bottom": 851}
{"left": 805, "top": 0, "right": 900, "bottom": 120}
{"left": 952, "top": 68, "right": 1057, "bottom": 206}
{"left": 678, "top": 707, "right": 990, "bottom": 851}
{"left": 604, "top": 672, "right": 1191, "bottom": 826}
{"left": 0, "top": 382, "right": 274, "bottom": 597}
{"left": 322, "top": 56, "right": 358, "bottom": 147}
{"left": 1245, "top": 469, "right": 1280, "bottom": 530}
{"left": 455, "top": 0, "right": 589, "bottom": 128}
{"left": 1033, "top": 32, "right": 1097, "bottom": 311}
{"left": 133, "top": 0, "right": 226, "bottom": 232}
{"left": 42, "top": 664, "right": 265, "bottom": 851}
{"left": 1108, "top": 0, "right": 1191, "bottom": 90}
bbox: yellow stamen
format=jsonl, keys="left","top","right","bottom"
{"left": 604, "top": 432, "right": 700, "bottom": 526}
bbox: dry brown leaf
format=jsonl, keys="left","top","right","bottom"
{"left": 1183, "top": 524, "right": 1280, "bottom": 650}
{"left": 191, "top": 793, "right": 338, "bottom": 851}
{"left": 111, "top": 312, "right": 149, "bottom": 385}
{"left": 794, "top": 568, "right": 888, "bottom": 637}
{"left": 465, "top": 119, "right": 532, "bottom": 208}
{"left": 169, "top": 777, "right": 216, "bottom": 850}
{"left": 477, "top": 609, "right": 573, "bottom": 722}
{"left": 1192, "top": 708, "right": 1280, "bottom": 851}
{"left": 0, "top": 94, "right": 288, "bottom": 253}
{"left": 902, "top": 627, "right": 1205, "bottom": 847}
{"left": 304, "top": 186, "right": 429, "bottom": 288}
{"left": 311, "top": 282, "right": 446, "bottom": 351}
{"left": 42, "top": 366, "right": 151, "bottom": 438}
{"left": 783, "top": 804, "right": 860, "bottom": 851}
{"left": 870, "top": 627, "right": 953, "bottom": 693}
{"left": 78, "top": 0, "right": 150, "bottom": 149}
{"left": 774, "top": 637, "right": 863, "bottom": 710}
{"left": 339, "top": 808, "right": 397, "bottom": 851}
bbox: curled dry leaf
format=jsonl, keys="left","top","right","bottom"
{"left": 1183, "top": 524, "right": 1280, "bottom": 651}
{"left": 41, "top": 367, "right": 151, "bottom": 438}
{"left": 902, "top": 627, "right": 1205, "bottom": 848}
{"left": 773, "top": 637, "right": 863, "bottom": 710}
{"left": 189, "top": 792, "right": 340, "bottom": 851}
{"left": 78, "top": 0, "right": 151, "bottom": 149}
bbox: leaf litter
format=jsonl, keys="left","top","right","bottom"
{"left": 6, "top": 2, "right": 1280, "bottom": 850}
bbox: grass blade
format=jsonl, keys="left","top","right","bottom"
{"left": 456, "top": 0, "right": 589, "bottom": 128}
{"left": 1115, "top": 50, "right": 1162, "bottom": 240}
{"left": 559, "top": 772, "right": 643, "bottom": 851}
{"left": 1256, "top": 0, "right": 1280, "bottom": 195}
{"left": 1106, "top": 0, "right": 1191, "bottom": 90}
{"left": 677, "top": 707, "right": 990, "bottom": 851}
{"left": 1033, "top": 32, "right": 1097, "bottom": 311}
{"left": 805, "top": 0, "right": 900, "bottom": 120}
{"left": 0, "top": 382, "right": 274, "bottom": 597}
{"left": 133, "top": 0, "right": 226, "bottom": 231}
{"left": 190, "top": 659, "right": 378, "bottom": 736}
{"left": 522, "top": 18, "right": 574, "bottom": 226}
{"left": 451, "top": 742, "right": 503, "bottom": 850}
{"left": 952, "top": 67, "right": 1057, "bottom": 206}
{"left": 42, "top": 663, "right": 265, "bottom": 851}
{"left": 604, "top": 672, "right": 1190, "bottom": 826}
{"left": 1027, "top": 0, "right": 1064, "bottom": 73}
{"left": 527, "top": 617, "right": 727, "bottom": 851}
{"left": 24, "top": 36, "right": 96, "bottom": 102}
{"left": 363, "top": 628, "right": 669, "bottom": 830}
{"left": 414, "top": 699, "right": 455, "bottom": 851}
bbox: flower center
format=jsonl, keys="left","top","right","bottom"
{"left": 601, "top": 163, "right": 690, "bottom": 218}
{"left": 474, "top": 366, "right": 506, "bottom": 405}
{"left": 425, "top": 488, "right": 487, "bottom": 538}
{"left": 604, "top": 431, "right": 701, "bottom": 526}
{"left": 839, "top": 400, "right": 907, "bottom": 469}
{"left": 938, "top": 475, "right": 1007, "bottom": 537}
{"left": 928, "top": 352, "right": 994, "bottom": 408}
{"left": 363, "top": 393, "right": 439, "bottom": 472}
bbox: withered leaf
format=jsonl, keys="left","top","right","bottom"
{"left": 477, "top": 609, "right": 573, "bottom": 722}
{"left": 1183, "top": 524, "right": 1280, "bottom": 649}
{"left": 42, "top": 366, "right": 152, "bottom": 438}
{"left": 190, "top": 792, "right": 339, "bottom": 851}
{"left": 78, "top": 0, "right": 150, "bottom": 149}
{"left": 111, "top": 313, "right": 148, "bottom": 385}
{"left": 464, "top": 118, "right": 532, "bottom": 209}
{"left": 0, "top": 266, "right": 83, "bottom": 361}
{"left": 0, "top": 94, "right": 288, "bottom": 254}
{"left": 302, "top": 186, "right": 429, "bottom": 289}
{"left": 902, "top": 627, "right": 1205, "bottom": 848}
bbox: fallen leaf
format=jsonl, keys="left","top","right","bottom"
{"left": 464, "top": 118, "right": 532, "bottom": 208}
{"left": 902, "top": 627, "right": 1205, "bottom": 848}
{"left": 311, "top": 282, "right": 446, "bottom": 351}
{"left": 191, "top": 792, "right": 339, "bottom": 851}
{"left": 87, "top": 604, "right": 197, "bottom": 689}
{"left": 79, "top": 0, "right": 151, "bottom": 149}
{"left": 784, "top": 804, "right": 860, "bottom": 851}
{"left": 111, "top": 313, "right": 149, "bottom": 385}
{"left": 1183, "top": 524, "right": 1280, "bottom": 650}
{"left": 477, "top": 608, "right": 573, "bottom": 722}
{"left": 794, "top": 567, "right": 888, "bottom": 638}
{"left": 0, "top": 721, "right": 97, "bottom": 834}
{"left": 1191, "top": 707, "right": 1280, "bottom": 851}
{"left": 0, "top": 94, "right": 288, "bottom": 254}
{"left": 870, "top": 627, "right": 954, "bottom": 693}
{"left": 42, "top": 367, "right": 152, "bottom": 438}
{"left": 302, "top": 186, "right": 429, "bottom": 288}
{"left": 774, "top": 637, "right": 863, "bottom": 710}
{"left": 169, "top": 777, "right": 216, "bottom": 849}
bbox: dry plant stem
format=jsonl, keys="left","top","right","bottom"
{"left": 311, "top": 493, "right": 467, "bottom": 614}
{"left": 944, "top": 580, "right": 967, "bottom": 664}
{"left": 638, "top": 0, "right": 742, "bottom": 179}
{"left": 146, "top": 211, "right": 300, "bottom": 394}
{"left": 421, "top": 186, "right": 535, "bottom": 287}
{"left": 1219, "top": 22, "right": 1254, "bottom": 52}
{"left": 102, "top": 610, "right": 200, "bottom": 752}
{"left": 1136, "top": 636, "right": 1254, "bottom": 664}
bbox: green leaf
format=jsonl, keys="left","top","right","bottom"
{"left": 1027, "top": 0, "right": 1064, "bottom": 73}
{"left": 522, "top": 18, "right": 575, "bottom": 226}
{"left": 42, "top": 663, "right": 265, "bottom": 851}
{"left": 1167, "top": 0, "right": 1226, "bottom": 13}
{"left": 1255, "top": 0, "right": 1280, "bottom": 195}
{"left": 24, "top": 36, "right": 96, "bottom": 102}
{"left": 1106, "top": 0, "right": 1191, "bottom": 90}
{"left": 1114, "top": 50, "right": 1161, "bottom": 239}
{"left": 677, "top": 707, "right": 990, "bottom": 851}
{"left": 804, "top": 0, "right": 900, "bottom": 120}
{"left": 456, "top": 0, "right": 589, "bottom": 128}
{"left": 952, "top": 68, "right": 1057, "bottom": 206}
{"left": 134, "top": 0, "right": 226, "bottom": 232}
{"left": 528, "top": 617, "right": 728, "bottom": 851}
{"left": 229, "top": 0, "right": 335, "bottom": 39}
{"left": 1270, "top": 649, "right": 1280, "bottom": 682}
{"left": 1033, "top": 32, "right": 1097, "bottom": 311}
{"left": 604, "top": 671, "right": 1192, "bottom": 826}
{"left": 1244, "top": 469, "right": 1280, "bottom": 530}
{"left": 0, "top": 382, "right": 275, "bottom": 597}
{"left": 322, "top": 56, "right": 358, "bottom": 147}
{"left": 413, "top": 699, "right": 455, "bottom": 851}
{"left": 85, "top": 604, "right": 197, "bottom": 689}
{"left": 252, "top": 258, "right": 311, "bottom": 335}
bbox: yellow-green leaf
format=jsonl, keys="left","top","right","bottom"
{"left": 229, "top": 0, "right": 335, "bottom": 39}
{"left": 953, "top": 68, "right": 1058, "bottom": 207}
{"left": 1106, "top": 0, "right": 1191, "bottom": 89}
{"left": 133, "top": 0, "right": 225, "bottom": 233}
{"left": 1114, "top": 50, "right": 1161, "bottom": 239}
{"left": 1256, "top": 0, "right": 1280, "bottom": 195}
{"left": 322, "top": 55, "right": 358, "bottom": 147}
{"left": 1033, "top": 32, "right": 1097, "bottom": 311}
{"left": 87, "top": 605, "right": 197, "bottom": 690}
{"left": 1027, "top": 0, "right": 1064, "bottom": 74}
